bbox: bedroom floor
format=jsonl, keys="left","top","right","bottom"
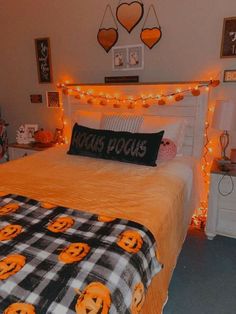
{"left": 163, "top": 226, "right": 236, "bottom": 314}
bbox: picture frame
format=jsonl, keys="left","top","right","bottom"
{"left": 46, "top": 91, "right": 60, "bottom": 108}
{"left": 223, "top": 69, "right": 236, "bottom": 82}
{"left": 112, "top": 45, "right": 144, "bottom": 71}
{"left": 35, "top": 38, "right": 53, "bottom": 83}
{"left": 25, "top": 124, "right": 38, "bottom": 142}
{"left": 220, "top": 17, "right": 236, "bottom": 58}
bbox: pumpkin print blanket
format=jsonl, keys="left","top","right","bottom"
{"left": 0, "top": 194, "right": 162, "bottom": 314}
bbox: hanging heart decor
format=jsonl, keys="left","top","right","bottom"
{"left": 140, "top": 4, "right": 162, "bottom": 49}
{"left": 97, "top": 5, "right": 119, "bottom": 53}
{"left": 97, "top": 28, "right": 118, "bottom": 53}
{"left": 116, "top": 1, "right": 144, "bottom": 33}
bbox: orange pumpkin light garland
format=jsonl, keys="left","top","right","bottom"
{"left": 0, "top": 224, "right": 23, "bottom": 241}
{"left": 47, "top": 216, "right": 75, "bottom": 233}
{"left": 0, "top": 254, "right": 26, "bottom": 280}
{"left": 0, "top": 203, "right": 19, "bottom": 216}
{"left": 3, "top": 303, "right": 36, "bottom": 314}
{"left": 59, "top": 242, "right": 90, "bottom": 264}
{"left": 117, "top": 230, "right": 143, "bottom": 254}
{"left": 75, "top": 282, "right": 111, "bottom": 314}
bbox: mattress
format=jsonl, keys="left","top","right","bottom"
{"left": 0, "top": 146, "right": 199, "bottom": 313}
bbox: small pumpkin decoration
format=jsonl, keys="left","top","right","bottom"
{"left": 3, "top": 302, "right": 36, "bottom": 314}
{"left": 40, "top": 202, "right": 57, "bottom": 210}
{"left": 0, "top": 203, "right": 19, "bottom": 216}
{"left": 0, "top": 254, "right": 26, "bottom": 280}
{"left": 34, "top": 129, "right": 53, "bottom": 144}
{"left": 117, "top": 230, "right": 143, "bottom": 254}
{"left": 131, "top": 282, "right": 145, "bottom": 314}
{"left": 47, "top": 216, "right": 74, "bottom": 233}
{"left": 97, "top": 215, "right": 116, "bottom": 223}
{"left": 0, "top": 224, "right": 23, "bottom": 241}
{"left": 59, "top": 242, "right": 90, "bottom": 264}
{"left": 75, "top": 282, "right": 111, "bottom": 314}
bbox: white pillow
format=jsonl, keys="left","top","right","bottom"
{"left": 139, "top": 116, "right": 187, "bottom": 154}
{"left": 101, "top": 113, "right": 143, "bottom": 133}
{"left": 73, "top": 110, "right": 102, "bottom": 129}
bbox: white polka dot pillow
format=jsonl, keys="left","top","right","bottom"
{"left": 158, "top": 138, "right": 177, "bottom": 161}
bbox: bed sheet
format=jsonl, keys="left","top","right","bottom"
{"left": 0, "top": 146, "right": 199, "bottom": 313}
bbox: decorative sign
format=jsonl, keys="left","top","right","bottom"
{"left": 35, "top": 38, "right": 53, "bottom": 83}
{"left": 46, "top": 91, "right": 60, "bottom": 108}
{"left": 220, "top": 17, "right": 236, "bottom": 58}
{"left": 105, "top": 76, "right": 139, "bottom": 83}
{"left": 223, "top": 69, "right": 236, "bottom": 82}
{"left": 30, "top": 94, "right": 43, "bottom": 103}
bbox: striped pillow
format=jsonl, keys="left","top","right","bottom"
{"left": 101, "top": 114, "right": 143, "bottom": 133}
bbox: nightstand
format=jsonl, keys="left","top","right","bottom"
{"left": 8, "top": 143, "right": 52, "bottom": 161}
{"left": 205, "top": 160, "right": 236, "bottom": 240}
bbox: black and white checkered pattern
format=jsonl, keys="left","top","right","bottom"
{"left": 0, "top": 194, "right": 162, "bottom": 314}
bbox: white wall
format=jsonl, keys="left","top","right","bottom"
{"left": 0, "top": 0, "right": 236, "bottom": 147}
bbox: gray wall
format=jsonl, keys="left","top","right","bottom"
{"left": 0, "top": 0, "right": 236, "bottom": 146}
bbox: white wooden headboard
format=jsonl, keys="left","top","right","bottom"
{"left": 62, "top": 83, "right": 209, "bottom": 159}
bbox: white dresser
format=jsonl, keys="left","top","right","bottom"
{"left": 206, "top": 160, "right": 236, "bottom": 240}
{"left": 8, "top": 143, "right": 51, "bottom": 161}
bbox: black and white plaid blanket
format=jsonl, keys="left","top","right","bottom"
{"left": 0, "top": 194, "right": 162, "bottom": 314}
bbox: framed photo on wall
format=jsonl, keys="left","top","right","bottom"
{"left": 112, "top": 45, "right": 144, "bottom": 71}
{"left": 35, "top": 38, "right": 53, "bottom": 83}
{"left": 46, "top": 91, "right": 60, "bottom": 108}
{"left": 220, "top": 17, "right": 236, "bottom": 58}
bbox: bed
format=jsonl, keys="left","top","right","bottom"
{"left": 0, "top": 83, "right": 208, "bottom": 314}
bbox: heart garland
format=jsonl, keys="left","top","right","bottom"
{"left": 97, "top": 5, "right": 119, "bottom": 53}
{"left": 116, "top": 1, "right": 144, "bottom": 33}
{"left": 140, "top": 4, "right": 162, "bottom": 49}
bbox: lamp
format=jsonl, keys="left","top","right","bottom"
{"left": 212, "top": 100, "right": 236, "bottom": 161}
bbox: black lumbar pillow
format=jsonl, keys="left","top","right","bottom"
{"left": 68, "top": 123, "right": 164, "bottom": 167}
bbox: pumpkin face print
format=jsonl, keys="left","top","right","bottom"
{"left": 47, "top": 216, "right": 74, "bottom": 233}
{"left": 0, "top": 224, "right": 23, "bottom": 241}
{"left": 40, "top": 202, "right": 57, "bottom": 210}
{"left": 0, "top": 203, "right": 19, "bottom": 216}
{"left": 4, "top": 302, "right": 36, "bottom": 314}
{"left": 131, "top": 282, "right": 145, "bottom": 314}
{"left": 75, "top": 282, "right": 111, "bottom": 314}
{"left": 0, "top": 254, "right": 26, "bottom": 280}
{"left": 59, "top": 242, "right": 90, "bottom": 264}
{"left": 97, "top": 215, "right": 116, "bottom": 223}
{"left": 117, "top": 230, "right": 143, "bottom": 253}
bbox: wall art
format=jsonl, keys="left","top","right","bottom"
{"left": 220, "top": 17, "right": 236, "bottom": 58}
{"left": 116, "top": 1, "right": 144, "bottom": 33}
{"left": 35, "top": 38, "right": 53, "bottom": 83}
{"left": 112, "top": 45, "right": 144, "bottom": 71}
{"left": 97, "top": 5, "right": 119, "bottom": 53}
{"left": 46, "top": 91, "right": 60, "bottom": 108}
{"left": 140, "top": 4, "right": 162, "bottom": 49}
{"left": 223, "top": 69, "right": 236, "bottom": 82}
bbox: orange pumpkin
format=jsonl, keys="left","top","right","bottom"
{"left": 40, "top": 202, "right": 57, "bottom": 210}
{"left": 0, "top": 224, "right": 23, "bottom": 241}
{"left": 75, "top": 282, "right": 111, "bottom": 314}
{"left": 117, "top": 230, "right": 143, "bottom": 254}
{"left": 59, "top": 242, "right": 90, "bottom": 264}
{"left": 3, "top": 302, "right": 36, "bottom": 314}
{"left": 131, "top": 282, "right": 145, "bottom": 314}
{"left": 47, "top": 216, "right": 74, "bottom": 233}
{"left": 0, "top": 254, "right": 26, "bottom": 280}
{"left": 34, "top": 129, "right": 53, "bottom": 144}
{"left": 97, "top": 215, "right": 116, "bottom": 223}
{"left": 0, "top": 203, "right": 19, "bottom": 216}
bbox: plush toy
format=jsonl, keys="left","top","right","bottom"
{"left": 16, "top": 125, "right": 29, "bottom": 144}
{"left": 158, "top": 138, "right": 177, "bottom": 161}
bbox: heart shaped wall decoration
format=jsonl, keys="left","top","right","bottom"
{"left": 116, "top": 1, "right": 144, "bottom": 33}
{"left": 97, "top": 28, "right": 119, "bottom": 53}
{"left": 140, "top": 27, "right": 162, "bottom": 49}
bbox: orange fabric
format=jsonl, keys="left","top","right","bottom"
{"left": 0, "top": 146, "right": 194, "bottom": 313}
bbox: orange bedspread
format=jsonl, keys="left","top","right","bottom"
{"left": 0, "top": 146, "right": 197, "bottom": 313}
